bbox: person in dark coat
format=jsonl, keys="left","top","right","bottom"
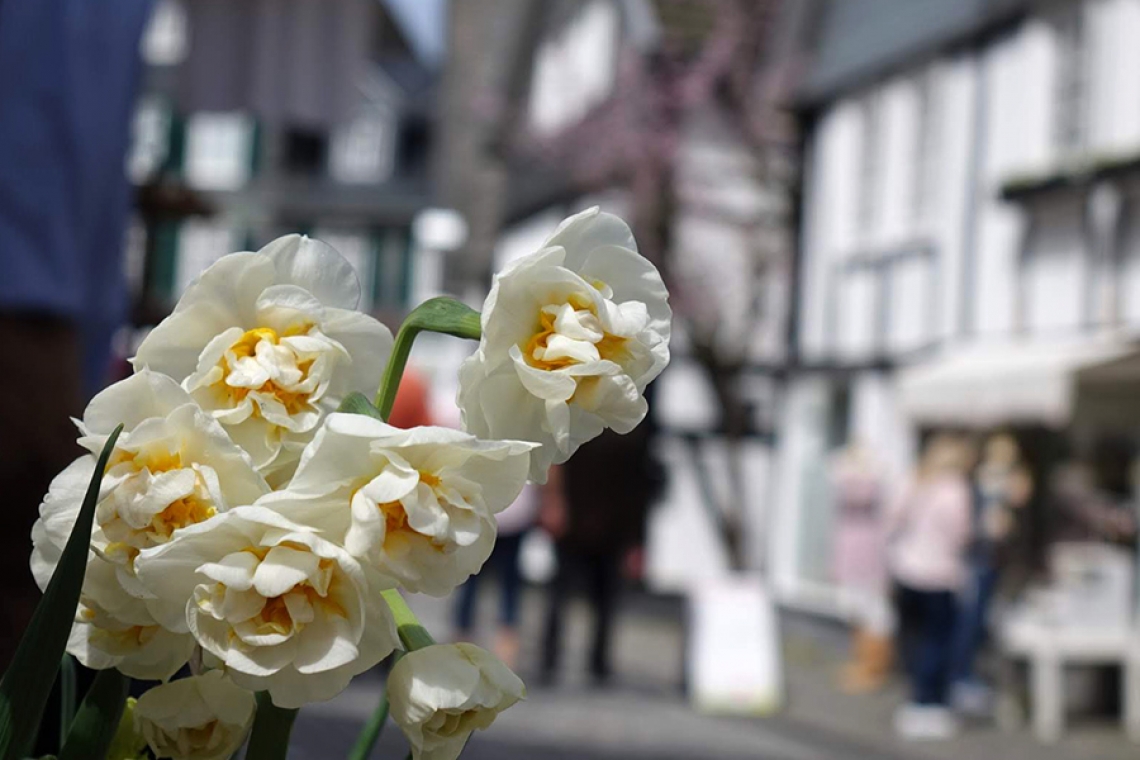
{"left": 539, "top": 424, "right": 657, "bottom": 684}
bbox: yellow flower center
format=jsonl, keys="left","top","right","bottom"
{"left": 102, "top": 445, "right": 218, "bottom": 554}
{"left": 107, "top": 446, "right": 183, "bottom": 473}
{"left": 247, "top": 566, "right": 347, "bottom": 636}
{"left": 524, "top": 311, "right": 579, "bottom": 371}
{"left": 90, "top": 623, "right": 160, "bottom": 649}
{"left": 149, "top": 497, "right": 217, "bottom": 540}
{"left": 370, "top": 471, "right": 450, "bottom": 554}
{"left": 522, "top": 295, "right": 628, "bottom": 371}
{"left": 218, "top": 326, "right": 317, "bottom": 415}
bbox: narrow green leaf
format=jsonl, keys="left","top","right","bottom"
{"left": 337, "top": 392, "right": 386, "bottom": 421}
{"left": 374, "top": 297, "right": 481, "bottom": 419}
{"left": 380, "top": 590, "right": 434, "bottom": 652}
{"left": 0, "top": 424, "right": 123, "bottom": 760}
{"left": 245, "top": 692, "right": 298, "bottom": 760}
{"left": 346, "top": 691, "right": 389, "bottom": 760}
{"left": 58, "top": 668, "right": 129, "bottom": 760}
{"left": 58, "top": 655, "right": 75, "bottom": 748}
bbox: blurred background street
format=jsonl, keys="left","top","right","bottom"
{"left": 287, "top": 590, "right": 1138, "bottom": 759}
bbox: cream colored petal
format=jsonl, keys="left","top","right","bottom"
{"left": 252, "top": 545, "right": 319, "bottom": 598}
{"left": 320, "top": 307, "right": 394, "bottom": 401}
{"left": 260, "top": 234, "right": 361, "bottom": 310}
{"left": 82, "top": 371, "right": 192, "bottom": 438}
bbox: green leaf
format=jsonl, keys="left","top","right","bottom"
{"left": 380, "top": 590, "right": 434, "bottom": 652}
{"left": 337, "top": 392, "right": 386, "bottom": 421}
{"left": 346, "top": 691, "right": 389, "bottom": 760}
{"left": 58, "top": 655, "right": 75, "bottom": 748}
{"left": 244, "top": 692, "right": 298, "bottom": 760}
{"left": 58, "top": 668, "right": 129, "bottom": 760}
{"left": 0, "top": 424, "right": 123, "bottom": 760}
{"left": 374, "top": 297, "right": 481, "bottom": 420}
{"left": 105, "top": 697, "right": 146, "bottom": 760}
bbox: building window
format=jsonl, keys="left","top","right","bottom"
{"left": 128, "top": 97, "right": 171, "bottom": 183}
{"left": 141, "top": 0, "right": 188, "bottom": 66}
{"left": 284, "top": 128, "right": 328, "bottom": 177}
{"left": 912, "top": 69, "right": 938, "bottom": 222}
{"left": 528, "top": 0, "right": 619, "bottom": 135}
{"left": 174, "top": 220, "right": 237, "bottom": 297}
{"left": 1052, "top": 6, "right": 1087, "bottom": 157}
{"left": 330, "top": 109, "right": 393, "bottom": 184}
{"left": 184, "top": 113, "right": 254, "bottom": 191}
{"left": 396, "top": 116, "right": 431, "bottom": 179}
{"left": 856, "top": 94, "right": 883, "bottom": 237}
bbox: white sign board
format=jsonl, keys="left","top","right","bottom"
{"left": 688, "top": 575, "right": 782, "bottom": 715}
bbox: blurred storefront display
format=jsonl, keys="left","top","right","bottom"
{"left": 772, "top": 0, "right": 1140, "bottom": 638}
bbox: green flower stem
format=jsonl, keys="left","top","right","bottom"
{"left": 380, "top": 590, "right": 434, "bottom": 652}
{"left": 245, "top": 692, "right": 299, "bottom": 760}
{"left": 373, "top": 297, "right": 481, "bottom": 420}
{"left": 346, "top": 691, "right": 389, "bottom": 760}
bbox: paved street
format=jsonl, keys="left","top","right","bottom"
{"left": 290, "top": 587, "right": 862, "bottom": 760}
{"left": 285, "top": 585, "right": 1140, "bottom": 760}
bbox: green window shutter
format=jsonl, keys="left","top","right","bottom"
{"left": 150, "top": 221, "right": 181, "bottom": 305}
{"left": 398, "top": 226, "right": 413, "bottom": 309}
{"left": 248, "top": 119, "right": 262, "bottom": 177}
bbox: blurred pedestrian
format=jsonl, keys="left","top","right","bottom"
{"left": 0, "top": 0, "right": 153, "bottom": 672}
{"left": 888, "top": 434, "right": 974, "bottom": 740}
{"left": 453, "top": 484, "right": 539, "bottom": 669}
{"left": 949, "top": 433, "right": 1031, "bottom": 715}
{"left": 539, "top": 426, "right": 656, "bottom": 685}
{"left": 830, "top": 442, "right": 893, "bottom": 693}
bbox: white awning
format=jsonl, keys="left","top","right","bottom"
{"left": 897, "top": 339, "right": 1138, "bottom": 428}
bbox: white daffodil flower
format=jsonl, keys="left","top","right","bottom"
{"left": 134, "top": 506, "right": 400, "bottom": 708}
{"left": 30, "top": 371, "right": 267, "bottom": 679}
{"left": 133, "top": 235, "right": 394, "bottom": 483}
{"left": 388, "top": 643, "right": 525, "bottom": 760}
{"left": 457, "top": 207, "right": 670, "bottom": 482}
{"left": 134, "top": 671, "right": 256, "bottom": 760}
{"left": 65, "top": 559, "right": 196, "bottom": 681}
{"left": 257, "top": 413, "right": 535, "bottom": 596}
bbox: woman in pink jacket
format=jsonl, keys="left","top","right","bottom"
{"left": 888, "top": 434, "right": 974, "bottom": 740}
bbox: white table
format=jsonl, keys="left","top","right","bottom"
{"left": 1000, "top": 615, "right": 1140, "bottom": 743}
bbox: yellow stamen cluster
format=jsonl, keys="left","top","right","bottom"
{"left": 218, "top": 326, "right": 317, "bottom": 415}
{"left": 521, "top": 294, "right": 628, "bottom": 371}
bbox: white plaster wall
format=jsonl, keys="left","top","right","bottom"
{"left": 1023, "top": 196, "right": 1086, "bottom": 331}
{"left": 877, "top": 78, "right": 914, "bottom": 246}
{"left": 849, "top": 371, "right": 916, "bottom": 493}
{"left": 768, "top": 377, "right": 830, "bottom": 599}
{"left": 886, "top": 254, "right": 932, "bottom": 352}
{"left": 1119, "top": 192, "right": 1140, "bottom": 327}
{"left": 646, "top": 436, "right": 733, "bottom": 590}
{"left": 836, "top": 267, "right": 876, "bottom": 359}
{"left": 800, "top": 106, "right": 848, "bottom": 360}
{"left": 800, "top": 99, "right": 865, "bottom": 362}
{"left": 972, "top": 24, "right": 1049, "bottom": 335}
{"left": 1085, "top": 0, "right": 1140, "bottom": 155}
{"left": 933, "top": 57, "right": 977, "bottom": 341}
{"left": 797, "top": 118, "right": 829, "bottom": 361}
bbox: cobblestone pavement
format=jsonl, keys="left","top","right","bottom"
{"left": 286, "top": 585, "right": 1139, "bottom": 759}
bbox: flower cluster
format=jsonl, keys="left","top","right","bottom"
{"left": 29, "top": 210, "right": 669, "bottom": 760}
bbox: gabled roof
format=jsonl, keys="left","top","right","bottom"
{"left": 381, "top": 0, "right": 446, "bottom": 68}
{"left": 793, "top": 0, "right": 1036, "bottom": 106}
